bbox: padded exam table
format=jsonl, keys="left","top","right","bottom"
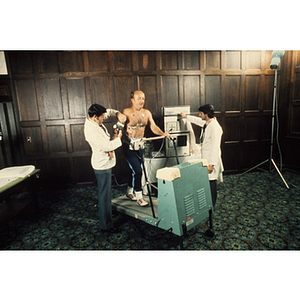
{"left": 0, "top": 166, "right": 40, "bottom": 223}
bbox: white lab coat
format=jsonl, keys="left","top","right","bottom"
{"left": 186, "top": 115, "right": 224, "bottom": 182}
{"left": 84, "top": 109, "right": 122, "bottom": 170}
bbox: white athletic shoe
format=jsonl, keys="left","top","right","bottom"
{"left": 136, "top": 198, "right": 149, "bottom": 206}
{"left": 126, "top": 193, "right": 137, "bottom": 201}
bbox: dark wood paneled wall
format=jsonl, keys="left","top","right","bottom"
{"left": 282, "top": 51, "right": 300, "bottom": 172}
{"left": 0, "top": 76, "right": 24, "bottom": 169}
{"left": 5, "top": 50, "right": 300, "bottom": 185}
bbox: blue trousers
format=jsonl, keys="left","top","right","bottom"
{"left": 122, "top": 143, "right": 143, "bottom": 192}
{"left": 94, "top": 168, "right": 113, "bottom": 230}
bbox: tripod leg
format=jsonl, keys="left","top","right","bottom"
{"left": 241, "top": 159, "right": 269, "bottom": 175}
{"left": 271, "top": 159, "right": 290, "bottom": 189}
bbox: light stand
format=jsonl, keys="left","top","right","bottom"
{"left": 241, "top": 51, "right": 289, "bottom": 189}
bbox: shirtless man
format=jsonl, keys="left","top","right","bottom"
{"left": 122, "top": 90, "right": 172, "bottom": 206}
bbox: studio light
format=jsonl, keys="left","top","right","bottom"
{"left": 242, "top": 50, "right": 289, "bottom": 189}
{"left": 270, "top": 50, "right": 285, "bottom": 69}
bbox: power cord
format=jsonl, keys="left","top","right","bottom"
{"left": 142, "top": 138, "right": 165, "bottom": 192}
{"left": 111, "top": 173, "right": 127, "bottom": 187}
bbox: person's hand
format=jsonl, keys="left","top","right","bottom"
{"left": 117, "top": 112, "right": 126, "bottom": 123}
{"left": 109, "top": 151, "right": 114, "bottom": 158}
{"left": 207, "top": 165, "right": 214, "bottom": 173}
{"left": 163, "top": 132, "right": 172, "bottom": 139}
{"left": 117, "top": 131, "right": 122, "bottom": 139}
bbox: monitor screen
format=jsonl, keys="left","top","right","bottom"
{"left": 177, "top": 135, "right": 187, "bottom": 147}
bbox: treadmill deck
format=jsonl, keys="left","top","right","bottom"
{"left": 112, "top": 194, "right": 159, "bottom": 222}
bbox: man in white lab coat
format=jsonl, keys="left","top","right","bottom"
{"left": 84, "top": 104, "right": 126, "bottom": 233}
{"left": 179, "top": 104, "right": 224, "bottom": 207}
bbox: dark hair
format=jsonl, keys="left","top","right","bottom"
{"left": 198, "top": 104, "right": 215, "bottom": 118}
{"left": 88, "top": 104, "right": 107, "bottom": 118}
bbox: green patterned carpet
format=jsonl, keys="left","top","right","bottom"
{"left": 0, "top": 171, "right": 300, "bottom": 250}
